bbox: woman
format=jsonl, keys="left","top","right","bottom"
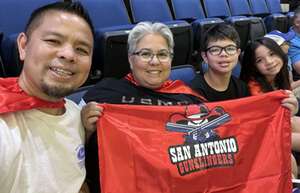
{"left": 81, "top": 22, "right": 206, "bottom": 193}
{"left": 241, "top": 37, "right": 300, "bottom": 179}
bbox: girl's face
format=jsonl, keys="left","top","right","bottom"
{"left": 254, "top": 45, "right": 283, "bottom": 82}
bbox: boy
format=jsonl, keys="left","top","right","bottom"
{"left": 190, "top": 23, "right": 249, "bottom": 101}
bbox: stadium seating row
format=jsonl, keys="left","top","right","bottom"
{"left": 0, "top": 0, "right": 294, "bottom": 85}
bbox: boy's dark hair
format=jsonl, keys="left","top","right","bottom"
{"left": 240, "top": 37, "right": 290, "bottom": 92}
{"left": 25, "top": 1, "right": 94, "bottom": 38}
{"left": 201, "top": 23, "right": 240, "bottom": 52}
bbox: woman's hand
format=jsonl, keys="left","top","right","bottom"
{"left": 81, "top": 102, "right": 103, "bottom": 140}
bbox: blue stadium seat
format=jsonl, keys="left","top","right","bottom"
{"left": 293, "top": 187, "right": 300, "bottom": 193}
{"left": 227, "top": 0, "right": 267, "bottom": 42}
{"left": 128, "top": 0, "right": 193, "bottom": 67}
{"left": 169, "top": 0, "right": 224, "bottom": 51}
{"left": 202, "top": 0, "right": 251, "bottom": 50}
{"left": 0, "top": 34, "right": 21, "bottom": 77}
{"left": 0, "top": 31, "right": 5, "bottom": 77}
{"left": 0, "top": 0, "right": 57, "bottom": 77}
{"left": 0, "top": 0, "right": 57, "bottom": 36}
{"left": 265, "top": 0, "right": 294, "bottom": 29}
{"left": 80, "top": 0, "right": 135, "bottom": 81}
{"left": 169, "top": 64, "right": 196, "bottom": 84}
{"left": 248, "top": 0, "right": 288, "bottom": 32}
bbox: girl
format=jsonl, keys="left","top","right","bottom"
{"left": 241, "top": 37, "right": 300, "bottom": 179}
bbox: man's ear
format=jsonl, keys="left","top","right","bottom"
{"left": 17, "top": 32, "right": 28, "bottom": 61}
{"left": 201, "top": 51, "right": 208, "bottom": 64}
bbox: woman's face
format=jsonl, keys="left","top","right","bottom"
{"left": 254, "top": 45, "right": 283, "bottom": 82}
{"left": 129, "top": 33, "right": 172, "bottom": 89}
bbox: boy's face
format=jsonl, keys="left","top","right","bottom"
{"left": 201, "top": 39, "right": 241, "bottom": 75}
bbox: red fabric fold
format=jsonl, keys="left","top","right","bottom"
{"left": 125, "top": 73, "right": 207, "bottom": 101}
{"left": 0, "top": 77, "right": 65, "bottom": 114}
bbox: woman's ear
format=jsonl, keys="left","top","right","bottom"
{"left": 128, "top": 55, "right": 134, "bottom": 70}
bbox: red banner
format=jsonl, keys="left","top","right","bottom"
{"left": 0, "top": 77, "right": 64, "bottom": 114}
{"left": 97, "top": 90, "right": 291, "bottom": 193}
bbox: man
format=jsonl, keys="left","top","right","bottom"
{"left": 0, "top": 2, "right": 94, "bottom": 193}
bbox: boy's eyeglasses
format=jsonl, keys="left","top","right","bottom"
{"left": 206, "top": 45, "right": 238, "bottom": 56}
{"left": 132, "top": 49, "right": 173, "bottom": 63}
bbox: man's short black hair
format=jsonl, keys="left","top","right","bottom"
{"left": 201, "top": 23, "right": 240, "bottom": 52}
{"left": 25, "top": 1, "right": 94, "bottom": 38}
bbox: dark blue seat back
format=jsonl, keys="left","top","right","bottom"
{"left": 0, "top": 34, "right": 22, "bottom": 77}
{"left": 227, "top": 0, "right": 252, "bottom": 16}
{"left": 0, "top": 31, "right": 4, "bottom": 77}
{"left": 265, "top": 0, "right": 292, "bottom": 29}
{"left": 265, "top": 0, "right": 282, "bottom": 14}
{"left": 0, "top": 0, "right": 56, "bottom": 77}
{"left": 169, "top": 0, "right": 224, "bottom": 51}
{"left": 80, "top": 0, "right": 134, "bottom": 82}
{"left": 202, "top": 0, "right": 231, "bottom": 19}
{"left": 248, "top": 0, "right": 288, "bottom": 32}
{"left": 248, "top": 0, "right": 270, "bottom": 17}
{"left": 227, "top": 0, "right": 266, "bottom": 42}
{"left": 0, "top": 0, "right": 57, "bottom": 36}
{"left": 130, "top": 0, "right": 173, "bottom": 23}
{"left": 169, "top": 64, "right": 196, "bottom": 84}
{"left": 170, "top": 0, "right": 206, "bottom": 20}
{"left": 80, "top": 0, "right": 131, "bottom": 28}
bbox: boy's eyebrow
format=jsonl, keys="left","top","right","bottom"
{"left": 208, "top": 44, "right": 237, "bottom": 48}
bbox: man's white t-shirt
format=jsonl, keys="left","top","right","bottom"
{"left": 0, "top": 99, "right": 86, "bottom": 193}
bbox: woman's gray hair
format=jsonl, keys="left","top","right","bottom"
{"left": 127, "top": 22, "right": 174, "bottom": 54}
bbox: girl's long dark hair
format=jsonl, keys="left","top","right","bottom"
{"left": 240, "top": 37, "right": 290, "bottom": 92}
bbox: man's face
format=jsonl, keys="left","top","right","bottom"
{"left": 18, "top": 11, "right": 93, "bottom": 101}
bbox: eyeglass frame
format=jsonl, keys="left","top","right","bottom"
{"left": 205, "top": 45, "right": 239, "bottom": 56}
{"left": 131, "top": 48, "right": 173, "bottom": 63}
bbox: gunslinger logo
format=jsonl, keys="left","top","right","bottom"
{"left": 166, "top": 104, "right": 239, "bottom": 176}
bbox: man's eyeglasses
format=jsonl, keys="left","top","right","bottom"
{"left": 206, "top": 45, "right": 238, "bottom": 56}
{"left": 132, "top": 49, "right": 173, "bottom": 63}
